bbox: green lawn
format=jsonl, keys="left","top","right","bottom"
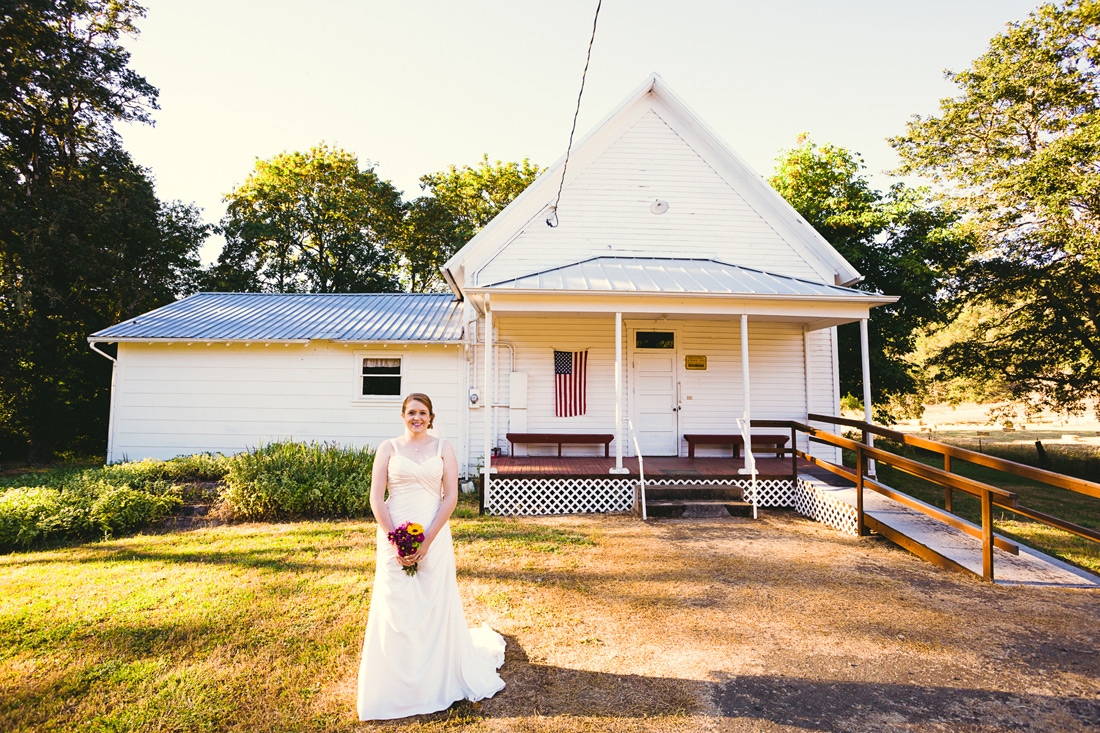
{"left": 0, "top": 510, "right": 594, "bottom": 732}
{"left": 4, "top": 511, "right": 1100, "bottom": 732}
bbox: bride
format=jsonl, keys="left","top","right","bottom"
{"left": 357, "top": 393, "right": 505, "bottom": 720}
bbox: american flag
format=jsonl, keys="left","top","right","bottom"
{"left": 554, "top": 350, "right": 587, "bottom": 417}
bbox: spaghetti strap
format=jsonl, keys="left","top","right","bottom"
{"left": 435, "top": 438, "right": 443, "bottom": 458}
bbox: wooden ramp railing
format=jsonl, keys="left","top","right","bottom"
{"left": 751, "top": 416, "right": 1100, "bottom": 582}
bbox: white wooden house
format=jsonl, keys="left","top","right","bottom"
{"left": 89, "top": 75, "right": 896, "bottom": 517}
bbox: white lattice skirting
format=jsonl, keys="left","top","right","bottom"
{"left": 486, "top": 478, "right": 635, "bottom": 516}
{"left": 740, "top": 478, "right": 796, "bottom": 507}
{"left": 485, "top": 474, "right": 859, "bottom": 535}
{"left": 792, "top": 476, "right": 859, "bottom": 536}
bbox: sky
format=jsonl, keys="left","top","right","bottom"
{"left": 118, "top": 0, "right": 1044, "bottom": 264}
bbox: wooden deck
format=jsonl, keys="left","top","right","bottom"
{"left": 490, "top": 455, "right": 806, "bottom": 479}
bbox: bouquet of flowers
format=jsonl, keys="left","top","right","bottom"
{"left": 388, "top": 522, "right": 425, "bottom": 576}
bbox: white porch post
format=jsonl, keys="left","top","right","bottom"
{"left": 740, "top": 314, "right": 758, "bottom": 519}
{"left": 860, "top": 318, "right": 876, "bottom": 478}
{"left": 611, "top": 312, "right": 629, "bottom": 474}
{"left": 483, "top": 296, "right": 493, "bottom": 501}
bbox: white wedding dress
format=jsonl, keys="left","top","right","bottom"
{"left": 357, "top": 438, "right": 505, "bottom": 721}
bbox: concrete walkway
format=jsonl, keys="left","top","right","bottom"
{"left": 800, "top": 471, "right": 1100, "bottom": 588}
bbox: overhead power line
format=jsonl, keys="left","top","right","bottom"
{"left": 546, "top": 0, "right": 602, "bottom": 228}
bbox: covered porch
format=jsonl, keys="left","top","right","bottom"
{"left": 467, "top": 257, "right": 897, "bottom": 516}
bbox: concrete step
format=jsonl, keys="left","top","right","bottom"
{"left": 644, "top": 484, "right": 743, "bottom": 501}
{"left": 645, "top": 499, "right": 753, "bottom": 519}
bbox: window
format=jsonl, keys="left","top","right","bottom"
{"left": 361, "top": 357, "right": 401, "bottom": 396}
{"left": 635, "top": 331, "right": 675, "bottom": 349}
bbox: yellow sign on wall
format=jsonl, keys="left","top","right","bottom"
{"left": 685, "top": 355, "right": 707, "bottom": 370}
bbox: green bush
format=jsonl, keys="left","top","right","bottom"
{"left": 88, "top": 481, "right": 178, "bottom": 535}
{"left": 0, "top": 480, "right": 179, "bottom": 552}
{"left": 0, "top": 454, "right": 223, "bottom": 553}
{"left": 98, "top": 453, "right": 231, "bottom": 486}
{"left": 1, "top": 443, "right": 374, "bottom": 551}
{"left": 222, "top": 441, "right": 374, "bottom": 520}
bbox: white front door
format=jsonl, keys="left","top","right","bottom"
{"left": 631, "top": 329, "right": 679, "bottom": 456}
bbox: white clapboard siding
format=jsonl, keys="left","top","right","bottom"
{"left": 474, "top": 110, "right": 823, "bottom": 286}
{"left": 494, "top": 317, "right": 618, "bottom": 458}
{"left": 479, "top": 316, "right": 837, "bottom": 460}
{"left": 110, "top": 342, "right": 465, "bottom": 465}
{"left": 465, "top": 338, "right": 513, "bottom": 468}
{"left": 805, "top": 327, "right": 841, "bottom": 462}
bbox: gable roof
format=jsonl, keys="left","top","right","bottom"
{"left": 483, "top": 257, "right": 889, "bottom": 301}
{"left": 443, "top": 74, "right": 863, "bottom": 294}
{"left": 88, "top": 292, "right": 465, "bottom": 343}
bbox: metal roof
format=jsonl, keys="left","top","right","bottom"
{"left": 89, "top": 292, "right": 465, "bottom": 343}
{"left": 484, "top": 257, "right": 886, "bottom": 299}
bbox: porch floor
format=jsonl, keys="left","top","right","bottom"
{"left": 490, "top": 455, "right": 806, "bottom": 479}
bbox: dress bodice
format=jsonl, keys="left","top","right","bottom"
{"left": 386, "top": 438, "right": 444, "bottom": 502}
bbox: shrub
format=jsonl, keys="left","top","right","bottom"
{"left": 222, "top": 441, "right": 374, "bottom": 521}
{"left": 99, "top": 453, "right": 230, "bottom": 486}
{"left": 0, "top": 480, "right": 179, "bottom": 552}
{"left": 0, "top": 454, "right": 222, "bottom": 553}
{"left": 88, "top": 481, "right": 179, "bottom": 535}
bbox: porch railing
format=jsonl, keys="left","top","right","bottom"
{"left": 627, "top": 418, "right": 647, "bottom": 520}
{"left": 736, "top": 417, "right": 758, "bottom": 519}
{"left": 754, "top": 415, "right": 1100, "bottom": 581}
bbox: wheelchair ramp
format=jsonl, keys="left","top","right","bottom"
{"left": 799, "top": 470, "right": 1100, "bottom": 588}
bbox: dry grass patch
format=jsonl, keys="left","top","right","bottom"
{"left": 2, "top": 512, "right": 1099, "bottom": 732}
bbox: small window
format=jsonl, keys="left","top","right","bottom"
{"left": 635, "top": 331, "right": 675, "bottom": 349}
{"left": 362, "top": 357, "right": 401, "bottom": 396}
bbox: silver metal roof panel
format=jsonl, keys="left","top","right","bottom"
{"left": 485, "top": 257, "right": 886, "bottom": 299}
{"left": 90, "top": 292, "right": 465, "bottom": 342}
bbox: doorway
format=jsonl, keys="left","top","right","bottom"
{"left": 629, "top": 327, "right": 679, "bottom": 456}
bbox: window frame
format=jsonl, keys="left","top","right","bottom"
{"left": 634, "top": 330, "right": 676, "bottom": 350}
{"left": 353, "top": 351, "right": 404, "bottom": 403}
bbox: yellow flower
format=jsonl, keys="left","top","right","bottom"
{"left": 406, "top": 523, "right": 424, "bottom": 535}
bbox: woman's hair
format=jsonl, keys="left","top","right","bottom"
{"left": 402, "top": 393, "right": 435, "bottom": 429}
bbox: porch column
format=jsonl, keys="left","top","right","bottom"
{"left": 860, "top": 318, "right": 876, "bottom": 478}
{"left": 610, "top": 312, "right": 629, "bottom": 474}
{"left": 483, "top": 296, "right": 493, "bottom": 499}
{"left": 740, "top": 314, "right": 758, "bottom": 519}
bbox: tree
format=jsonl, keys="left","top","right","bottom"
{"left": 891, "top": 0, "right": 1100, "bottom": 414}
{"left": 770, "top": 135, "right": 975, "bottom": 421}
{"left": 0, "top": 0, "right": 158, "bottom": 188}
{"left": 399, "top": 155, "right": 540, "bottom": 292}
{"left": 0, "top": 147, "right": 209, "bottom": 460}
{"left": 0, "top": 1, "right": 208, "bottom": 460}
{"left": 213, "top": 144, "right": 404, "bottom": 293}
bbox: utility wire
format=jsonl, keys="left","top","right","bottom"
{"left": 546, "top": 0, "right": 602, "bottom": 228}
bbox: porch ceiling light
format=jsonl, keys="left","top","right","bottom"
{"left": 650, "top": 199, "right": 669, "bottom": 215}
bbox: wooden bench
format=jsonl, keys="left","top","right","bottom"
{"left": 683, "top": 434, "right": 789, "bottom": 458}
{"left": 506, "top": 432, "right": 615, "bottom": 457}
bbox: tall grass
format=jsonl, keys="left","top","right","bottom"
{"left": 949, "top": 439, "right": 1100, "bottom": 483}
